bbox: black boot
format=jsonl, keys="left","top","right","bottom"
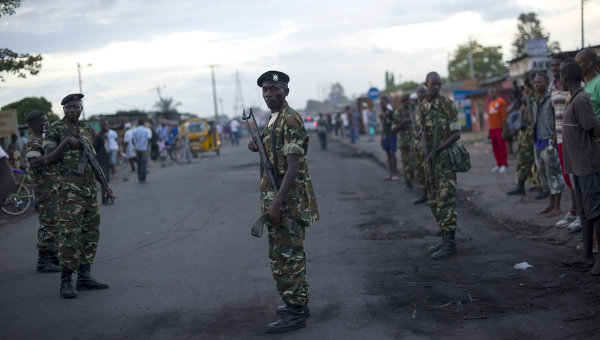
{"left": 506, "top": 182, "right": 525, "bottom": 196}
{"left": 276, "top": 304, "right": 311, "bottom": 318}
{"left": 427, "top": 231, "right": 445, "bottom": 253}
{"left": 76, "top": 264, "right": 109, "bottom": 290}
{"left": 267, "top": 304, "right": 307, "bottom": 333}
{"left": 432, "top": 230, "right": 457, "bottom": 259}
{"left": 60, "top": 269, "right": 77, "bottom": 298}
{"left": 413, "top": 191, "right": 428, "bottom": 204}
{"left": 37, "top": 250, "right": 61, "bottom": 273}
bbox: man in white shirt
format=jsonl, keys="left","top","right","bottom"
{"left": 106, "top": 127, "right": 119, "bottom": 175}
{"left": 230, "top": 119, "right": 240, "bottom": 146}
{"left": 132, "top": 120, "right": 152, "bottom": 183}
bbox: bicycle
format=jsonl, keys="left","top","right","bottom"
{"left": 2, "top": 168, "right": 35, "bottom": 216}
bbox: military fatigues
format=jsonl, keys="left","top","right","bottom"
{"left": 44, "top": 119, "right": 100, "bottom": 271}
{"left": 416, "top": 96, "right": 462, "bottom": 232}
{"left": 516, "top": 95, "right": 536, "bottom": 184}
{"left": 25, "top": 133, "right": 59, "bottom": 253}
{"left": 411, "top": 103, "right": 426, "bottom": 188}
{"left": 391, "top": 106, "right": 414, "bottom": 184}
{"left": 260, "top": 102, "right": 319, "bottom": 307}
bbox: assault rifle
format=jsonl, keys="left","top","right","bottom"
{"left": 77, "top": 135, "right": 115, "bottom": 201}
{"left": 242, "top": 108, "right": 278, "bottom": 193}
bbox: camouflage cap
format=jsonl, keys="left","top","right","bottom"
{"left": 257, "top": 70, "right": 290, "bottom": 87}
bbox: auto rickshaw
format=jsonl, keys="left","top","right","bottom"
{"left": 181, "top": 118, "right": 221, "bottom": 157}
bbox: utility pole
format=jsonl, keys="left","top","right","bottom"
{"left": 233, "top": 69, "right": 245, "bottom": 114}
{"left": 209, "top": 65, "right": 219, "bottom": 145}
{"left": 581, "top": 0, "right": 585, "bottom": 48}
{"left": 468, "top": 39, "right": 475, "bottom": 79}
{"left": 77, "top": 62, "right": 92, "bottom": 120}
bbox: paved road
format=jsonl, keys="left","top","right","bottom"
{"left": 1, "top": 135, "right": 598, "bottom": 339}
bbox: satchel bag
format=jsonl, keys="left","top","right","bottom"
{"left": 448, "top": 142, "right": 471, "bottom": 173}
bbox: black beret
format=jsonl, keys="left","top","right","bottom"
{"left": 61, "top": 93, "right": 84, "bottom": 105}
{"left": 257, "top": 70, "right": 290, "bottom": 87}
{"left": 25, "top": 110, "right": 46, "bottom": 122}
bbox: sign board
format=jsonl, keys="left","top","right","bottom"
{"left": 367, "top": 87, "right": 380, "bottom": 100}
{"left": 525, "top": 39, "right": 548, "bottom": 56}
{"left": 0, "top": 109, "right": 18, "bottom": 139}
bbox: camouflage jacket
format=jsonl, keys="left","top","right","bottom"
{"left": 391, "top": 105, "right": 413, "bottom": 147}
{"left": 44, "top": 118, "right": 97, "bottom": 197}
{"left": 25, "top": 132, "right": 59, "bottom": 201}
{"left": 260, "top": 102, "right": 320, "bottom": 227}
{"left": 415, "top": 95, "right": 461, "bottom": 161}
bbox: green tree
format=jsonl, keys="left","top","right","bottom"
{"left": 154, "top": 87, "right": 180, "bottom": 115}
{"left": 1, "top": 96, "right": 53, "bottom": 124}
{"left": 0, "top": 0, "right": 43, "bottom": 81}
{"left": 448, "top": 40, "right": 508, "bottom": 81}
{"left": 512, "top": 12, "right": 560, "bottom": 57}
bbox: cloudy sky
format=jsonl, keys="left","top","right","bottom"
{"left": 1, "top": 0, "right": 598, "bottom": 118}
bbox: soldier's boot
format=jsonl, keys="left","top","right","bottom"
{"left": 37, "top": 250, "right": 61, "bottom": 273}
{"left": 49, "top": 251, "right": 60, "bottom": 266}
{"left": 267, "top": 305, "right": 307, "bottom": 333}
{"left": 76, "top": 264, "right": 109, "bottom": 290}
{"left": 432, "top": 230, "right": 457, "bottom": 260}
{"left": 506, "top": 182, "right": 525, "bottom": 196}
{"left": 413, "top": 191, "right": 428, "bottom": 204}
{"left": 276, "top": 304, "right": 311, "bottom": 318}
{"left": 427, "top": 231, "right": 445, "bottom": 253}
{"left": 60, "top": 269, "right": 77, "bottom": 298}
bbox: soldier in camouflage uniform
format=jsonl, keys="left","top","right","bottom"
{"left": 24, "top": 110, "right": 61, "bottom": 273}
{"left": 248, "top": 71, "right": 319, "bottom": 333}
{"left": 415, "top": 72, "right": 462, "bottom": 259}
{"left": 412, "top": 86, "right": 429, "bottom": 204}
{"left": 507, "top": 77, "right": 536, "bottom": 196}
{"left": 391, "top": 96, "right": 415, "bottom": 190}
{"left": 44, "top": 93, "right": 112, "bottom": 299}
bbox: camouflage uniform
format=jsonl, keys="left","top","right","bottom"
{"left": 516, "top": 94, "right": 536, "bottom": 184}
{"left": 260, "top": 102, "right": 319, "bottom": 307}
{"left": 411, "top": 103, "right": 426, "bottom": 188}
{"left": 416, "top": 96, "right": 462, "bottom": 232}
{"left": 391, "top": 105, "right": 414, "bottom": 184}
{"left": 25, "top": 133, "right": 59, "bottom": 253}
{"left": 44, "top": 118, "right": 100, "bottom": 271}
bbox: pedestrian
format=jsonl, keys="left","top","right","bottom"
{"left": 550, "top": 54, "right": 579, "bottom": 229}
{"left": 43, "top": 93, "right": 112, "bottom": 298}
{"left": 24, "top": 110, "right": 60, "bottom": 273}
{"left": 379, "top": 96, "right": 398, "bottom": 181}
{"left": 248, "top": 70, "right": 319, "bottom": 333}
{"left": 392, "top": 96, "right": 414, "bottom": 189}
{"left": 7, "top": 133, "right": 25, "bottom": 169}
{"left": 156, "top": 122, "right": 169, "bottom": 143}
{"left": 532, "top": 72, "right": 565, "bottom": 217}
{"left": 576, "top": 48, "right": 600, "bottom": 119}
{"left": 507, "top": 77, "right": 537, "bottom": 197}
{"left": 178, "top": 122, "right": 192, "bottom": 164}
{"left": 334, "top": 113, "right": 342, "bottom": 136}
{"left": 132, "top": 119, "right": 152, "bottom": 183}
{"left": 341, "top": 110, "right": 349, "bottom": 137}
{"left": 106, "top": 124, "right": 118, "bottom": 175}
{"left": 417, "top": 72, "right": 462, "bottom": 259}
{"left": 351, "top": 106, "right": 361, "bottom": 143}
{"left": 93, "top": 121, "right": 112, "bottom": 205}
{"left": 488, "top": 88, "right": 508, "bottom": 173}
{"left": 16, "top": 130, "right": 27, "bottom": 155}
{"left": 559, "top": 61, "right": 600, "bottom": 274}
{"left": 316, "top": 112, "right": 327, "bottom": 150}
{"left": 230, "top": 118, "right": 240, "bottom": 146}
{"left": 412, "top": 86, "right": 429, "bottom": 204}
{"left": 123, "top": 122, "right": 137, "bottom": 172}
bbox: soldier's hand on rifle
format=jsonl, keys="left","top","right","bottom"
{"left": 248, "top": 139, "right": 258, "bottom": 152}
{"left": 268, "top": 199, "right": 282, "bottom": 226}
{"left": 65, "top": 137, "right": 81, "bottom": 147}
{"left": 105, "top": 187, "right": 115, "bottom": 200}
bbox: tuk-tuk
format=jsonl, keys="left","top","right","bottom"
{"left": 182, "top": 118, "right": 221, "bottom": 157}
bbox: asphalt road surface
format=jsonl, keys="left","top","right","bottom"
{"left": 1, "top": 135, "right": 599, "bottom": 339}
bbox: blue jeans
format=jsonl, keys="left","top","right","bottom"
{"left": 136, "top": 150, "right": 148, "bottom": 181}
{"left": 350, "top": 125, "right": 359, "bottom": 143}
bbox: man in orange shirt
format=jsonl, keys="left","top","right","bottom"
{"left": 488, "top": 88, "right": 508, "bottom": 173}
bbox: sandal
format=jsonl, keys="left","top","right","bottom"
{"left": 390, "top": 176, "right": 399, "bottom": 181}
{"left": 538, "top": 207, "right": 553, "bottom": 215}
{"left": 547, "top": 209, "right": 563, "bottom": 218}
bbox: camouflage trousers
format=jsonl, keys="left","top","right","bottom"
{"left": 534, "top": 146, "right": 565, "bottom": 195}
{"left": 516, "top": 128, "right": 535, "bottom": 183}
{"left": 426, "top": 153, "right": 457, "bottom": 232}
{"left": 36, "top": 195, "right": 59, "bottom": 252}
{"left": 413, "top": 143, "right": 426, "bottom": 188}
{"left": 267, "top": 219, "right": 309, "bottom": 306}
{"left": 399, "top": 145, "right": 414, "bottom": 184}
{"left": 57, "top": 189, "right": 100, "bottom": 271}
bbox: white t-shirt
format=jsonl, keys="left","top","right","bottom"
{"left": 124, "top": 128, "right": 136, "bottom": 158}
{"left": 107, "top": 129, "right": 119, "bottom": 151}
{"left": 230, "top": 120, "right": 240, "bottom": 133}
{"left": 268, "top": 113, "right": 279, "bottom": 127}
